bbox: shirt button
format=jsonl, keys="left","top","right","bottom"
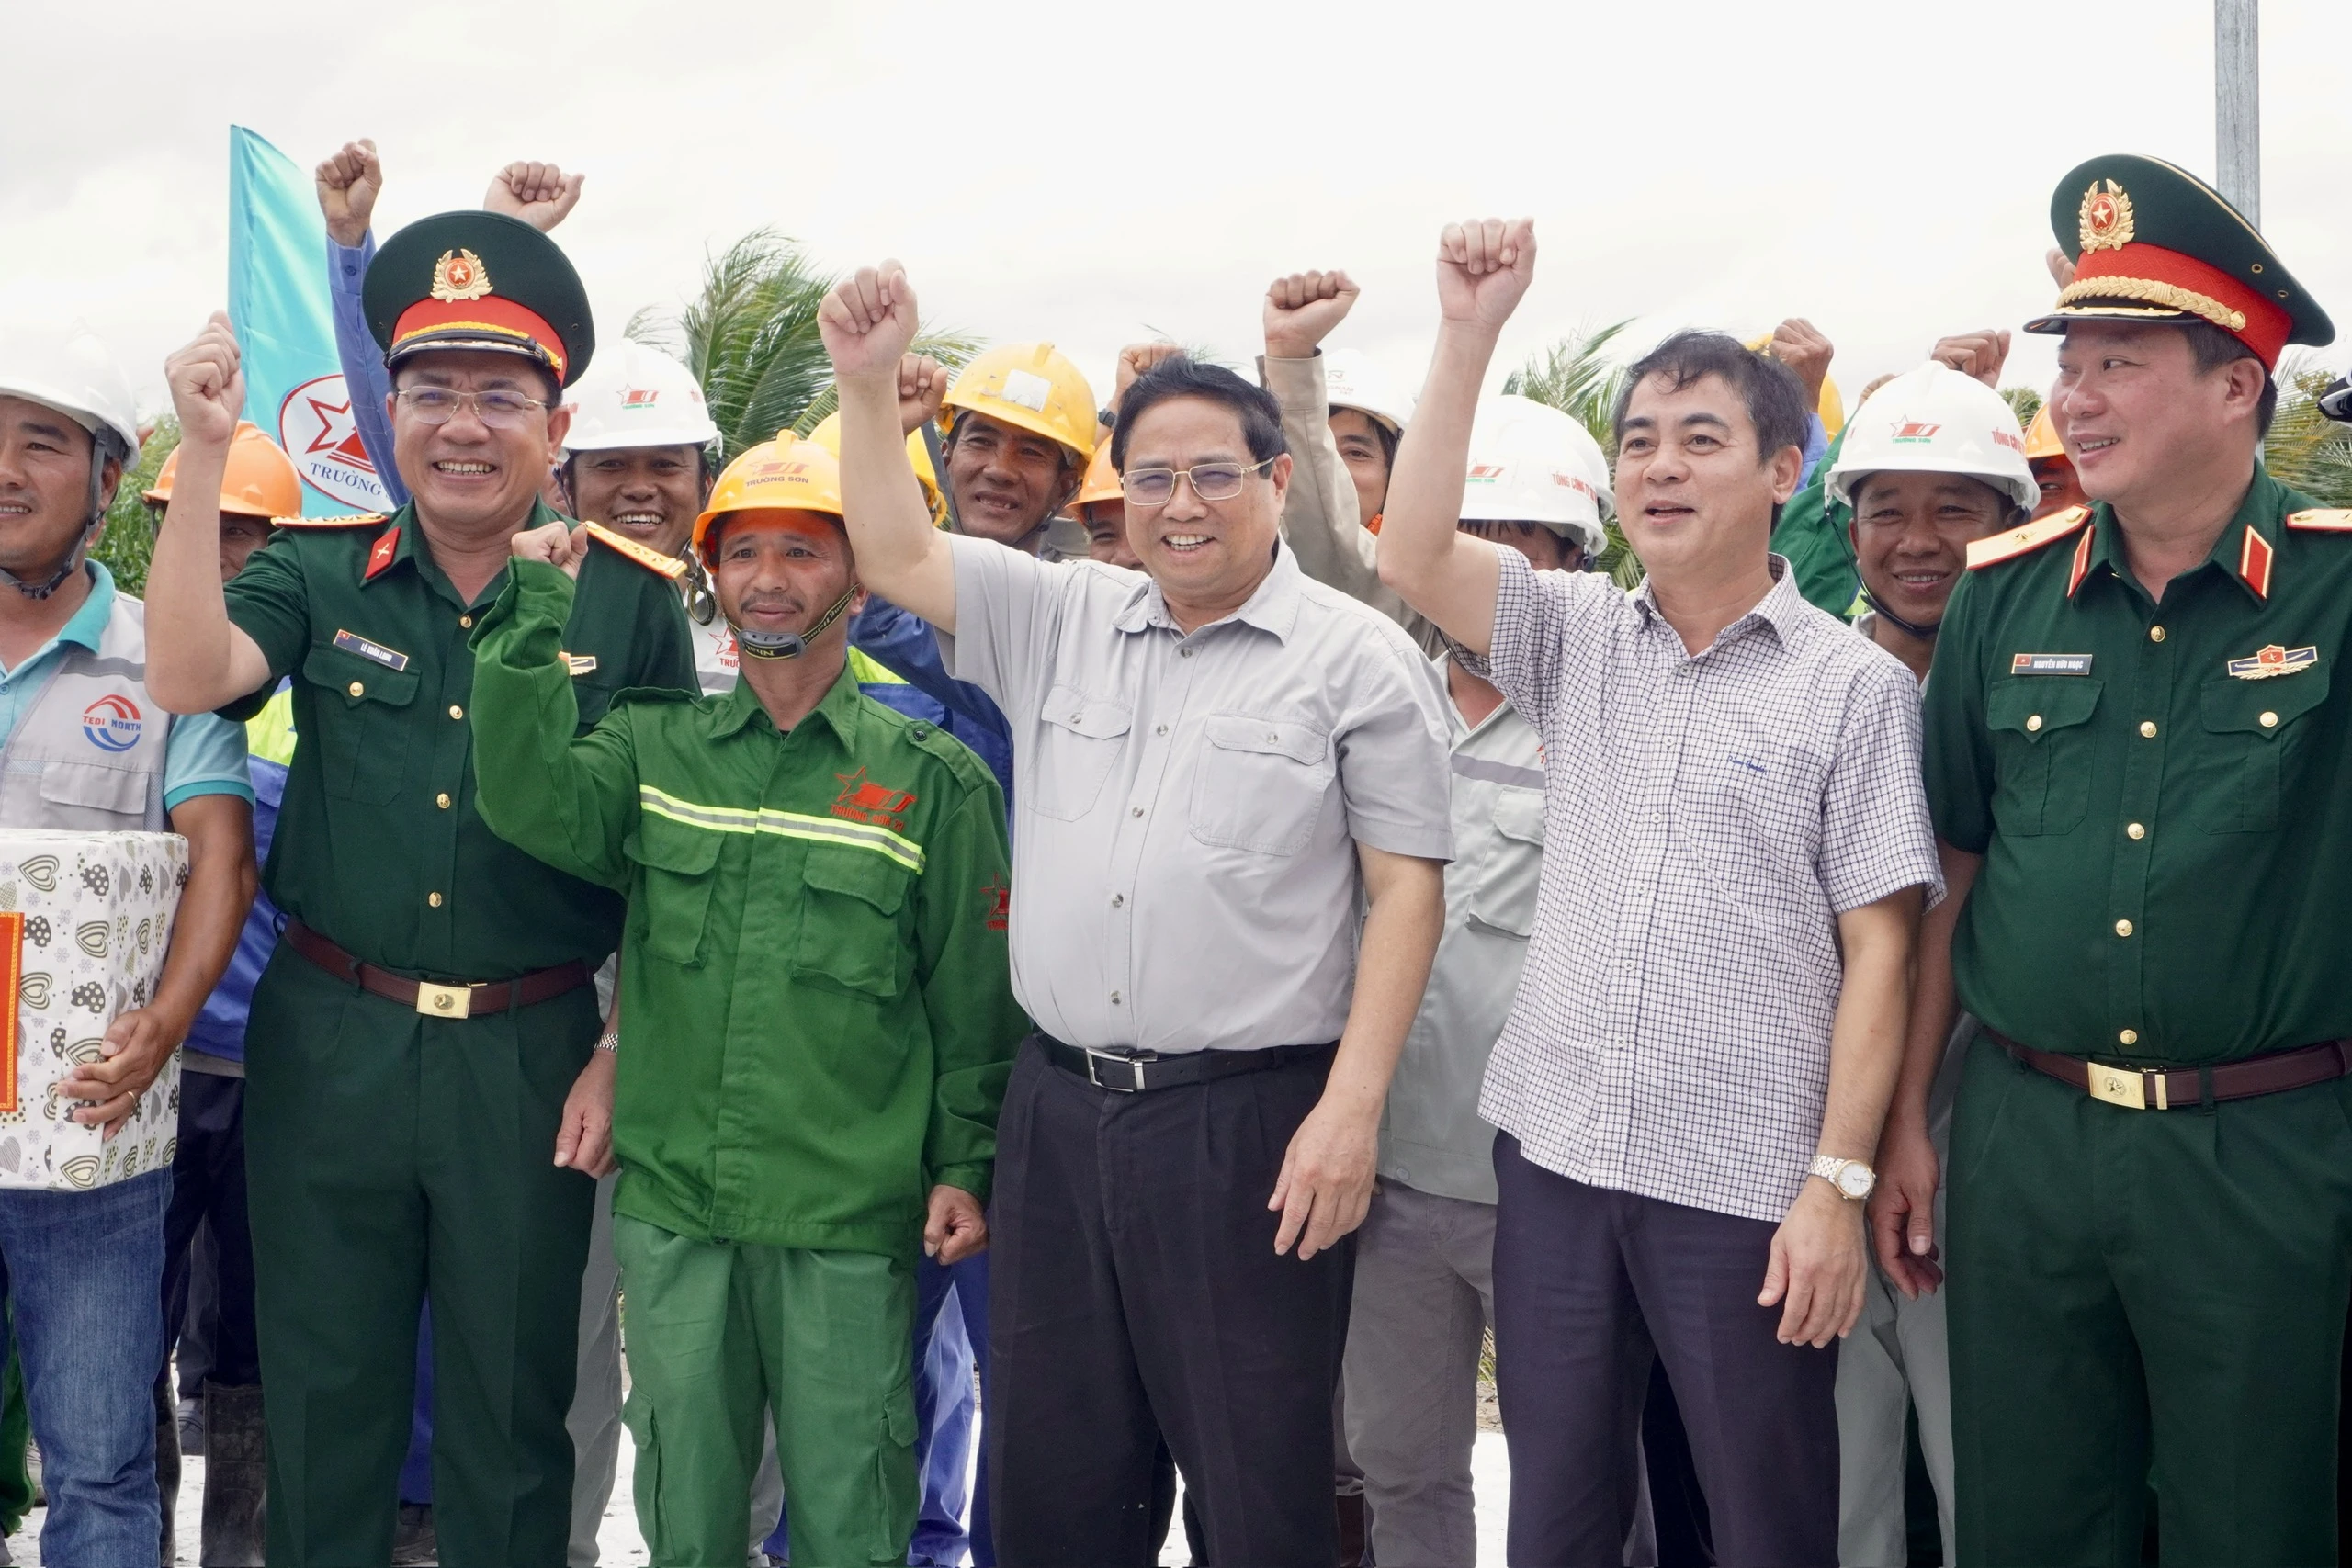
{"left": 2149, "top": 625, "right": 2166, "bottom": 643}
{"left": 2139, "top": 720, "right": 2158, "bottom": 739}
{"left": 1131, "top": 807, "right": 1144, "bottom": 818}
{"left": 427, "top": 892, "right": 443, "bottom": 908}
{"left": 1112, "top": 894, "right": 1125, "bottom": 908}
{"left": 436, "top": 793, "right": 452, "bottom": 810}
{"left": 449, "top": 705, "right": 465, "bottom": 720}
{"left": 1155, "top": 724, "right": 1169, "bottom": 736}
{"left": 2260, "top": 710, "right": 2278, "bottom": 728}
{"left": 348, "top": 681, "right": 365, "bottom": 697}
{"left": 459, "top": 615, "right": 473, "bottom": 628}
{"left": 1110, "top": 991, "right": 1122, "bottom": 1005}
{"left": 2126, "top": 822, "right": 2145, "bottom": 840}
{"left": 2026, "top": 715, "right": 2043, "bottom": 732}
{"left": 1180, "top": 648, "right": 1193, "bottom": 659}
{"left": 2119, "top": 1028, "right": 2139, "bottom": 1046}
{"left": 2115, "top": 919, "right": 2134, "bottom": 937}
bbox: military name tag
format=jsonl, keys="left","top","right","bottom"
{"left": 332, "top": 629, "right": 411, "bottom": 672}
{"left": 2226, "top": 644, "right": 2319, "bottom": 680}
{"left": 2010, "top": 653, "right": 2095, "bottom": 676}
{"left": 561, "top": 652, "right": 599, "bottom": 678}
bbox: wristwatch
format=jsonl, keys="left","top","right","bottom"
{"left": 594, "top": 1032, "right": 620, "bottom": 1055}
{"left": 1810, "top": 1155, "right": 1876, "bottom": 1201}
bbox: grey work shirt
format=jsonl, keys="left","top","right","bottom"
{"left": 941, "top": 534, "right": 1453, "bottom": 1054}
{"left": 1382, "top": 662, "right": 1545, "bottom": 1204}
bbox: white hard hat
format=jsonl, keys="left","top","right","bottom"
{"left": 562, "top": 342, "right": 720, "bottom": 454}
{"left": 0, "top": 322, "right": 141, "bottom": 462}
{"left": 1459, "top": 394, "right": 1613, "bottom": 558}
{"left": 1321, "top": 349, "right": 1412, "bottom": 435}
{"left": 1826, "top": 362, "right": 2037, "bottom": 515}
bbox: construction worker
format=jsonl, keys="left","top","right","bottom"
{"left": 143, "top": 209, "right": 698, "bottom": 1567}
{"left": 466, "top": 430, "right": 1023, "bottom": 1568}
{"left": 1073, "top": 444, "right": 1141, "bottom": 569}
{"left": 1816, "top": 361, "right": 2038, "bottom": 1566}
{"left": 141, "top": 420, "right": 305, "bottom": 1567}
{"left": 1905, "top": 153, "right": 2349, "bottom": 1564}
{"left": 0, "top": 324, "right": 260, "bottom": 1567}
{"left": 2024, "top": 403, "right": 2088, "bottom": 521}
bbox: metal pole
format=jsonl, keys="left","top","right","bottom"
{"left": 2216, "top": 0, "right": 2260, "bottom": 224}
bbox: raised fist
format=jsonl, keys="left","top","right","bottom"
{"left": 163, "top": 312, "right": 245, "bottom": 450}
{"left": 510, "top": 519, "right": 588, "bottom": 578}
{"left": 315, "top": 139, "right": 382, "bottom": 249}
{"left": 1767, "top": 318, "right": 1834, "bottom": 409}
{"left": 485, "top": 161, "right": 584, "bottom": 233}
{"left": 819, "top": 264, "right": 922, "bottom": 384}
{"left": 1436, "top": 219, "right": 1536, "bottom": 333}
{"left": 1928, "top": 329, "right": 2010, "bottom": 389}
{"left": 1113, "top": 342, "right": 1183, "bottom": 411}
{"left": 1264, "top": 270, "right": 1361, "bottom": 360}
{"left": 897, "top": 355, "right": 948, "bottom": 436}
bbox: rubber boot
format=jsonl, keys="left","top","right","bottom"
{"left": 198, "top": 1382, "right": 267, "bottom": 1567}
{"left": 154, "top": 1370, "right": 180, "bottom": 1566}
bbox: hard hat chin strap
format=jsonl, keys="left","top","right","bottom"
{"left": 1858, "top": 584, "right": 1942, "bottom": 642}
{"left": 0, "top": 466, "right": 107, "bottom": 601}
{"left": 730, "top": 585, "right": 859, "bottom": 661}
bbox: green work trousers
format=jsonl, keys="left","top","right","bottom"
{"left": 612, "top": 1212, "right": 917, "bottom": 1568}
{"left": 243, "top": 945, "right": 597, "bottom": 1566}
{"left": 1948, "top": 1031, "right": 2352, "bottom": 1566}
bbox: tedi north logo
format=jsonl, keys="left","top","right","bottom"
{"left": 277, "top": 374, "right": 395, "bottom": 513}
{"left": 81, "top": 694, "right": 142, "bottom": 753}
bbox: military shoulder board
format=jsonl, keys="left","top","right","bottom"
{"left": 2286, "top": 509, "right": 2352, "bottom": 532}
{"left": 270, "top": 513, "right": 388, "bottom": 529}
{"left": 580, "top": 522, "right": 686, "bottom": 580}
{"left": 1966, "top": 505, "right": 2089, "bottom": 570}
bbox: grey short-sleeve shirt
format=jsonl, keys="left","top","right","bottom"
{"left": 942, "top": 535, "right": 1453, "bottom": 1053}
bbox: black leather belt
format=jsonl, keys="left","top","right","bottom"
{"left": 1036, "top": 1032, "right": 1335, "bottom": 1093}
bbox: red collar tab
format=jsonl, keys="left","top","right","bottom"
{"left": 2067, "top": 521, "right": 2097, "bottom": 596}
{"left": 2238, "top": 525, "right": 2275, "bottom": 600}
{"left": 364, "top": 525, "right": 401, "bottom": 581}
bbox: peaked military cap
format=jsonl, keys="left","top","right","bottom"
{"left": 2024, "top": 153, "right": 2332, "bottom": 369}
{"left": 363, "top": 210, "right": 596, "bottom": 387}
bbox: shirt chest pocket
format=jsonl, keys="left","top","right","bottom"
{"left": 1467, "top": 786, "right": 1545, "bottom": 937}
{"left": 2197, "top": 667, "right": 2331, "bottom": 834}
{"left": 35, "top": 761, "right": 153, "bottom": 830}
{"left": 796, "top": 845, "right": 914, "bottom": 1001}
{"left": 1189, "top": 714, "right": 1334, "bottom": 857}
{"left": 623, "top": 817, "right": 721, "bottom": 966}
{"left": 1986, "top": 676, "right": 2102, "bottom": 836}
{"left": 303, "top": 646, "right": 420, "bottom": 804}
{"left": 1029, "top": 685, "right": 1132, "bottom": 822}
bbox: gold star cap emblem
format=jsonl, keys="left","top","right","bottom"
{"left": 2078, "top": 179, "right": 2136, "bottom": 254}
{"left": 429, "top": 247, "right": 494, "bottom": 303}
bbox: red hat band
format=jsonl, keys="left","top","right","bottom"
{"left": 390, "top": 297, "right": 570, "bottom": 379}
{"left": 2060, "top": 243, "right": 2292, "bottom": 368}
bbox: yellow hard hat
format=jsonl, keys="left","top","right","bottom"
{"left": 691, "top": 432, "right": 844, "bottom": 562}
{"left": 805, "top": 412, "right": 949, "bottom": 527}
{"left": 1743, "top": 335, "right": 1844, "bottom": 437}
{"left": 144, "top": 421, "right": 302, "bottom": 519}
{"left": 942, "top": 342, "right": 1097, "bottom": 464}
{"left": 1075, "top": 441, "right": 1122, "bottom": 511}
{"left": 2024, "top": 403, "right": 2066, "bottom": 461}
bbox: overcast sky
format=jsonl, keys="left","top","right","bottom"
{"left": 8, "top": 0, "right": 2348, "bottom": 419}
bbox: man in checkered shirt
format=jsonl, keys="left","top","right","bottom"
{"left": 1376, "top": 218, "right": 1943, "bottom": 1566}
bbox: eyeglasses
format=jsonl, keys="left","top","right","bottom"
{"left": 395, "top": 387, "right": 549, "bottom": 430}
{"left": 1119, "top": 456, "right": 1274, "bottom": 507}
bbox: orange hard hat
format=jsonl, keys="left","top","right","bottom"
{"left": 144, "top": 422, "right": 303, "bottom": 520}
{"left": 1075, "top": 441, "right": 1122, "bottom": 511}
{"left": 2024, "top": 403, "right": 2066, "bottom": 462}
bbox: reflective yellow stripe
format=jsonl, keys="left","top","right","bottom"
{"left": 848, "top": 648, "right": 908, "bottom": 687}
{"left": 245, "top": 687, "right": 298, "bottom": 767}
{"left": 638, "top": 785, "right": 924, "bottom": 873}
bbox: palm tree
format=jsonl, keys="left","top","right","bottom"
{"left": 629, "top": 229, "right": 981, "bottom": 461}
{"left": 1505, "top": 322, "right": 1643, "bottom": 586}
{"left": 2264, "top": 355, "right": 2352, "bottom": 506}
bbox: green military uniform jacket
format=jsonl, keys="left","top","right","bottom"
{"left": 467, "top": 562, "right": 1025, "bottom": 1256}
{"left": 1924, "top": 468, "right": 2352, "bottom": 1063}
{"left": 220, "top": 500, "right": 696, "bottom": 976}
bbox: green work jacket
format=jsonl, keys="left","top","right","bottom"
{"left": 468, "top": 562, "right": 1024, "bottom": 1254}
{"left": 1924, "top": 467, "right": 2352, "bottom": 1064}
{"left": 221, "top": 501, "right": 696, "bottom": 978}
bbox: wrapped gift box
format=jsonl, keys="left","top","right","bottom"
{"left": 0, "top": 831, "right": 187, "bottom": 1191}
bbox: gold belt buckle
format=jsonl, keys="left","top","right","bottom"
{"left": 2086, "top": 1060, "right": 2167, "bottom": 1110}
{"left": 414, "top": 981, "right": 477, "bottom": 1020}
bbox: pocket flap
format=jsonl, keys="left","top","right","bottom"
{"left": 2200, "top": 665, "right": 2331, "bottom": 738}
{"left": 803, "top": 843, "right": 910, "bottom": 916}
{"left": 37, "top": 761, "right": 147, "bottom": 814}
{"left": 1203, "top": 713, "right": 1329, "bottom": 766}
{"left": 1040, "top": 684, "right": 1133, "bottom": 741}
{"left": 1492, "top": 787, "right": 1546, "bottom": 846}
{"left": 1986, "top": 676, "right": 2102, "bottom": 741}
{"left": 622, "top": 815, "right": 722, "bottom": 875}
{"left": 304, "top": 645, "right": 420, "bottom": 708}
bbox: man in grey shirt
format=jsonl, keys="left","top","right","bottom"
{"left": 820, "top": 260, "right": 1451, "bottom": 1568}
{"left": 1378, "top": 219, "right": 1941, "bottom": 1567}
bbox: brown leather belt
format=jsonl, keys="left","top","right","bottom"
{"left": 1987, "top": 1027, "right": 2352, "bottom": 1111}
{"left": 284, "top": 919, "right": 591, "bottom": 1021}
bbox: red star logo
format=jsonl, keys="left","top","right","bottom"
{"left": 301, "top": 395, "right": 378, "bottom": 473}
{"left": 831, "top": 767, "right": 918, "bottom": 830}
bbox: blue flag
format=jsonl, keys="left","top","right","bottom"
{"left": 227, "top": 127, "right": 392, "bottom": 515}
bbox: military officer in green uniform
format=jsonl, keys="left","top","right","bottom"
{"left": 144, "top": 211, "right": 695, "bottom": 1566}
{"left": 468, "top": 431, "right": 1023, "bottom": 1567}
{"left": 1895, "top": 154, "right": 2350, "bottom": 1564}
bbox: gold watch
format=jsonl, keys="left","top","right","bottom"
{"left": 1810, "top": 1155, "right": 1876, "bottom": 1201}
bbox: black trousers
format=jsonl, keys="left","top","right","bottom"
{"left": 988, "top": 1036, "right": 1351, "bottom": 1568}
{"left": 162, "top": 1068, "right": 260, "bottom": 1387}
{"left": 1491, "top": 1134, "right": 1838, "bottom": 1568}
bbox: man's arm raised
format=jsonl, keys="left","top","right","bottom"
{"left": 1374, "top": 219, "right": 1537, "bottom": 655}
{"left": 146, "top": 314, "right": 277, "bottom": 714}
{"left": 820, "top": 263, "right": 957, "bottom": 632}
